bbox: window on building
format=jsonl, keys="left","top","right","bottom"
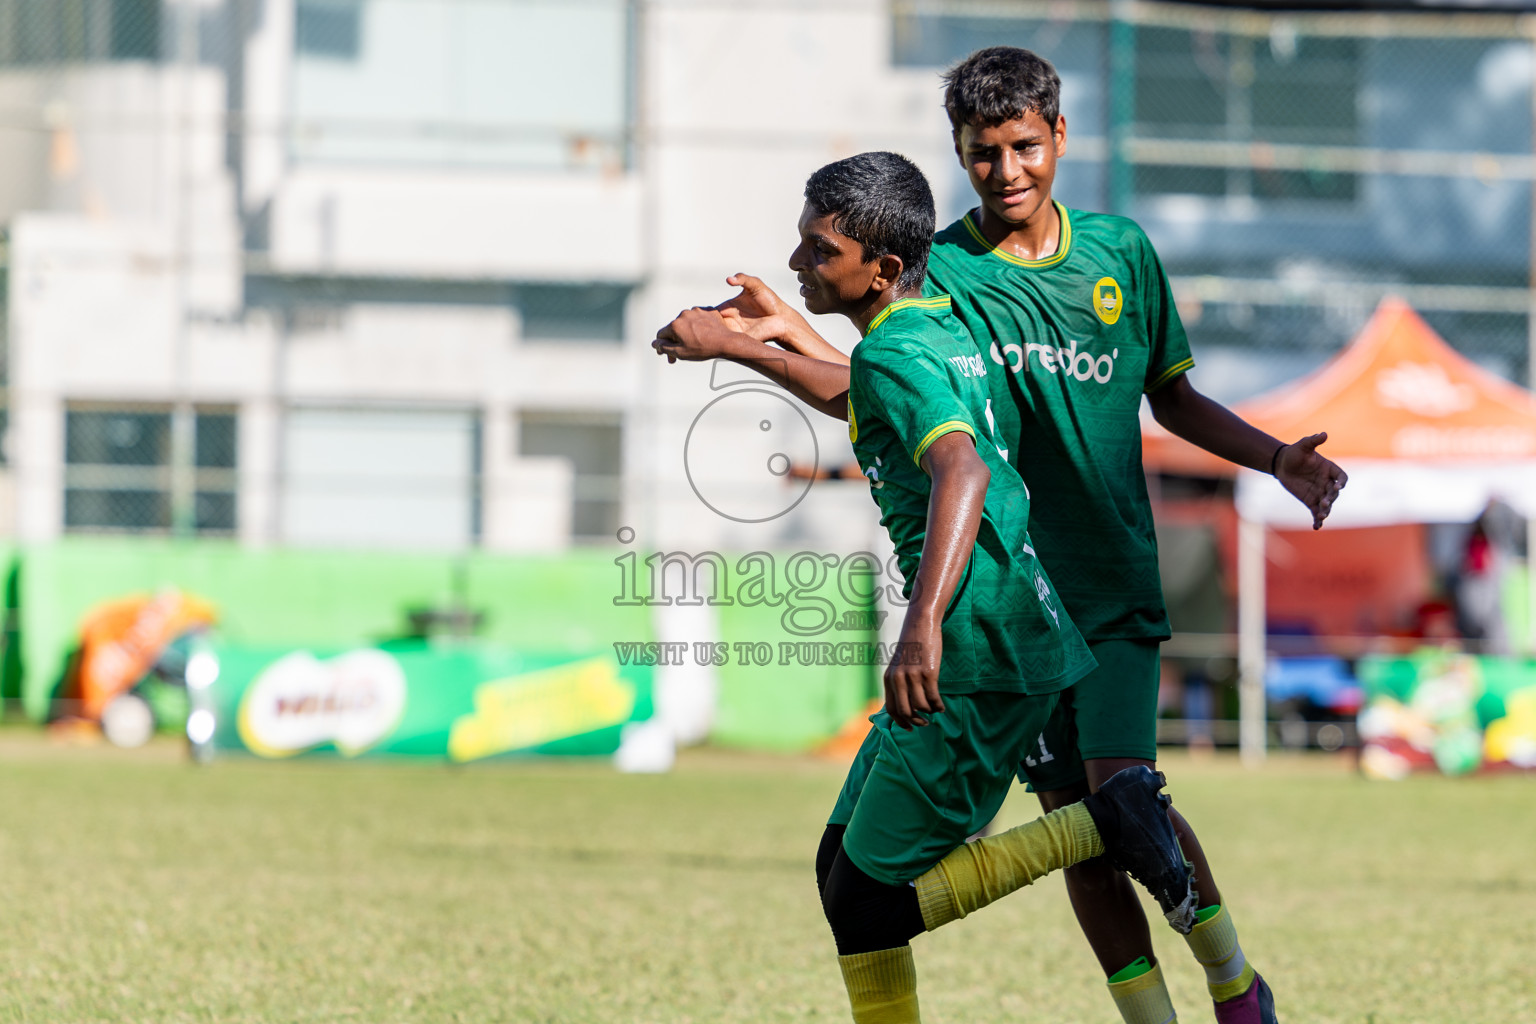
{"left": 64, "top": 406, "right": 236, "bottom": 534}
{"left": 1134, "top": 28, "right": 1360, "bottom": 203}
{"left": 518, "top": 284, "right": 627, "bottom": 343}
{"left": 518, "top": 411, "right": 622, "bottom": 541}
{"left": 289, "top": 0, "right": 630, "bottom": 170}
{"left": 0, "top": 0, "right": 160, "bottom": 65}
{"left": 193, "top": 410, "right": 238, "bottom": 532}
{"left": 296, "top": 0, "right": 362, "bottom": 60}
{"left": 280, "top": 407, "right": 480, "bottom": 550}
{"left": 108, "top": 0, "right": 158, "bottom": 60}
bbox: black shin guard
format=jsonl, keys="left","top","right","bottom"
{"left": 817, "top": 827, "right": 926, "bottom": 955}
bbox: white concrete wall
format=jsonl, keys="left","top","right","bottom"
{"left": 266, "top": 170, "right": 644, "bottom": 281}
{"left": 635, "top": 0, "right": 958, "bottom": 555}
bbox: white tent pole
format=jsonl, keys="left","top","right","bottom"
{"left": 1528, "top": 516, "right": 1536, "bottom": 656}
{"left": 1238, "top": 513, "right": 1267, "bottom": 766}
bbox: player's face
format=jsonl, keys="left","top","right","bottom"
{"left": 955, "top": 109, "right": 1066, "bottom": 227}
{"left": 788, "top": 204, "right": 882, "bottom": 317}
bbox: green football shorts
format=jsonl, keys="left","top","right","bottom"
{"left": 1019, "top": 638, "right": 1162, "bottom": 793}
{"left": 828, "top": 690, "right": 1060, "bottom": 886}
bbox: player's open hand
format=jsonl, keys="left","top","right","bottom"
{"left": 884, "top": 614, "right": 944, "bottom": 730}
{"left": 1275, "top": 431, "right": 1348, "bottom": 530}
{"left": 715, "top": 273, "right": 818, "bottom": 352}
{"left": 718, "top": 305, "right": 792, "bottom": 346}
{"left": 652, "top": 307, "right": 749, "bottom": 363}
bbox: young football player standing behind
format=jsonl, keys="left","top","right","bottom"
{"left": 655, "top": 151, "right": 1198, "bottom": 1024}
{"left": 673, "top": 49, "right": 1348, "bottom": 1024}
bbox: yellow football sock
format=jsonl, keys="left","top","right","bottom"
{"left": 1107, "top": 960, "right": 1177, "bottom": 1024}
{"left": 1184, "top": 904, "right": 1256, "bottom": 1002}
{"left": 913, "top": 802, "right": 1103, "bottom": 930}
{"left": 837, "top": 946, "right": 920, "bottom": 1023}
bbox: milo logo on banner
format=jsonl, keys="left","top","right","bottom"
{"left": 237, "top": 649, "right": 408, "bottom": 758}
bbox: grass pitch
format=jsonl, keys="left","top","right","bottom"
{"left": 0, "top": 734, "right": 1532, "bottom": 1023}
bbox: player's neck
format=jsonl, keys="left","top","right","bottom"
{"left": 977, "top": 198, "right": 1060, "bottom": 261}
{"left": 851, "top": 286, "right": 924, "bottom": 337}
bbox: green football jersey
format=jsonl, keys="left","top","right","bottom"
{"left": 847, "top": 295, "right": 1093, "bottom": 696}
{"left": 924, "top": 203, "right": 1195, "bottom": 642}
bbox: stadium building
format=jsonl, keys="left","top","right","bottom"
{"left": 0, "top": 0, "right": 1529, "bottom": 560}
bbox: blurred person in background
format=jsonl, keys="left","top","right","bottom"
{"left": 1455, "top": 518, "right": 1509, "bottom": 654}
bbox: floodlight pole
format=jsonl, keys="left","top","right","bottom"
{"left": 1528, "top": 27, "right": 1536, "bottom": 653}
{"left": 1106, "top": 0, "right": 1136, "bottom": 215}
{"left": 169, "top": 0, "right": 199, "bottom": 538}
{"left": 1237, "top": 511, "right": 1267, "bottom": 766}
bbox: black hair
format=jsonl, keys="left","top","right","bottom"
{"left": 941, "top": 46, "right": 1060, "bottom": 133}
{"left": 802, "top": 151, "right": 934, "bottom": 291}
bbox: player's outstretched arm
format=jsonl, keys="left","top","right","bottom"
{"left": 885, "top": 432, "right": 988, "bottom": 730}
{"left": 653, "top": 307, "right": 853, "bottom": 420}
{"left": 714, "top": 273, "right": 852, "bottom": 366}
{"left": 1146, "top": 374, "right": 1348, "bottom": 529}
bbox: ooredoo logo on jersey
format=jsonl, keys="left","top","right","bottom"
{"left": 991, "top": 338, "right": 1120, "bottom": 384}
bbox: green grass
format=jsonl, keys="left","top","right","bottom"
{"left": 0, "top": 735, "right": 1532, "bottom": 1023}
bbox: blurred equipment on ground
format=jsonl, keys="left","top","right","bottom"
{"left": 49, "top": 589, "right": 216, "bottom": 747}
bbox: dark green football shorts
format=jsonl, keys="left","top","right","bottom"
{"left": 1019, "top": 638, "right": 1162, "bottom": 793}
{"left": 828, "top": 689, "right": 1060, "bottom": 886}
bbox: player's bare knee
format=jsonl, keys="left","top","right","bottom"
{"left": 1036, "top": 783, "right": 1089, "bottom": 813}
{"left": 1065, "top": 853, "right": 1128, "bottom": 893}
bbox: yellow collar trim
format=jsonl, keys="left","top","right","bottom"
{"left": 962, "top": 202, "right": 1072, "bottom": 268}
{"left": 865, "top": 295, "right": 952, "bottom": 335}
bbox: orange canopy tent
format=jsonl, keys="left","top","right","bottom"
{"left": 1142, "top": 297, "right": 1536, "bottom": 761}
{"left": 1145, "top": 296, "right": 1536, "bottom": 524}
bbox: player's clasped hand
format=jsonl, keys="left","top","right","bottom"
{"left": 884, "top": 618, "right": 945, "bottom": 730}
{"left": 651, "top": 307, "right": 740, "bottom": 363}
{"left": 1275, "top": 431, "right": 1349, "bottom": 531}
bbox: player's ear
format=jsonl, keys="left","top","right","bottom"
{"left": 1053, "top": 115, "right": 1067, "bottom": 157}
{"left": 873, "top": 254, "right": 904, "bottom": 292}
{"left": 952, "top": 129, "right": 965, "bottom": 168}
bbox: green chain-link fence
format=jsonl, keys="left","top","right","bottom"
{"left": 895, "top": 0, "right": 1536, "bottom": 390}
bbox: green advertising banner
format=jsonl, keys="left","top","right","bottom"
{"left": 13, "top": 539, "right": 878, "bottom": 755}
{"left": 193, "top": 641, "right": 655, "bottom": 762}
{"left": 17, "top": 540, "right": 654, "bottom": 722}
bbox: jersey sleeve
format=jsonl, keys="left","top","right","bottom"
{"left": 1138, "top": 230, "right": 1195, "bottom": 393}
{"left": 853, "top": 337, "right": 977, "bottom": 466}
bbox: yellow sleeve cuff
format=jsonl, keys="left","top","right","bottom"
{"left": 912, "top": 420, "right": 976, "bottom": 465}
{"left": 1144, "top": 357, "right": 1195, "bottom": 394}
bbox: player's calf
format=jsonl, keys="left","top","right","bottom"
{"left": 819, "top": 833, "right": 928, "bottom": 1023}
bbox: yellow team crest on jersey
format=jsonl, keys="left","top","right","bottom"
{"left": 1093, "top": 277, "right": 1123, "bottom": 325}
